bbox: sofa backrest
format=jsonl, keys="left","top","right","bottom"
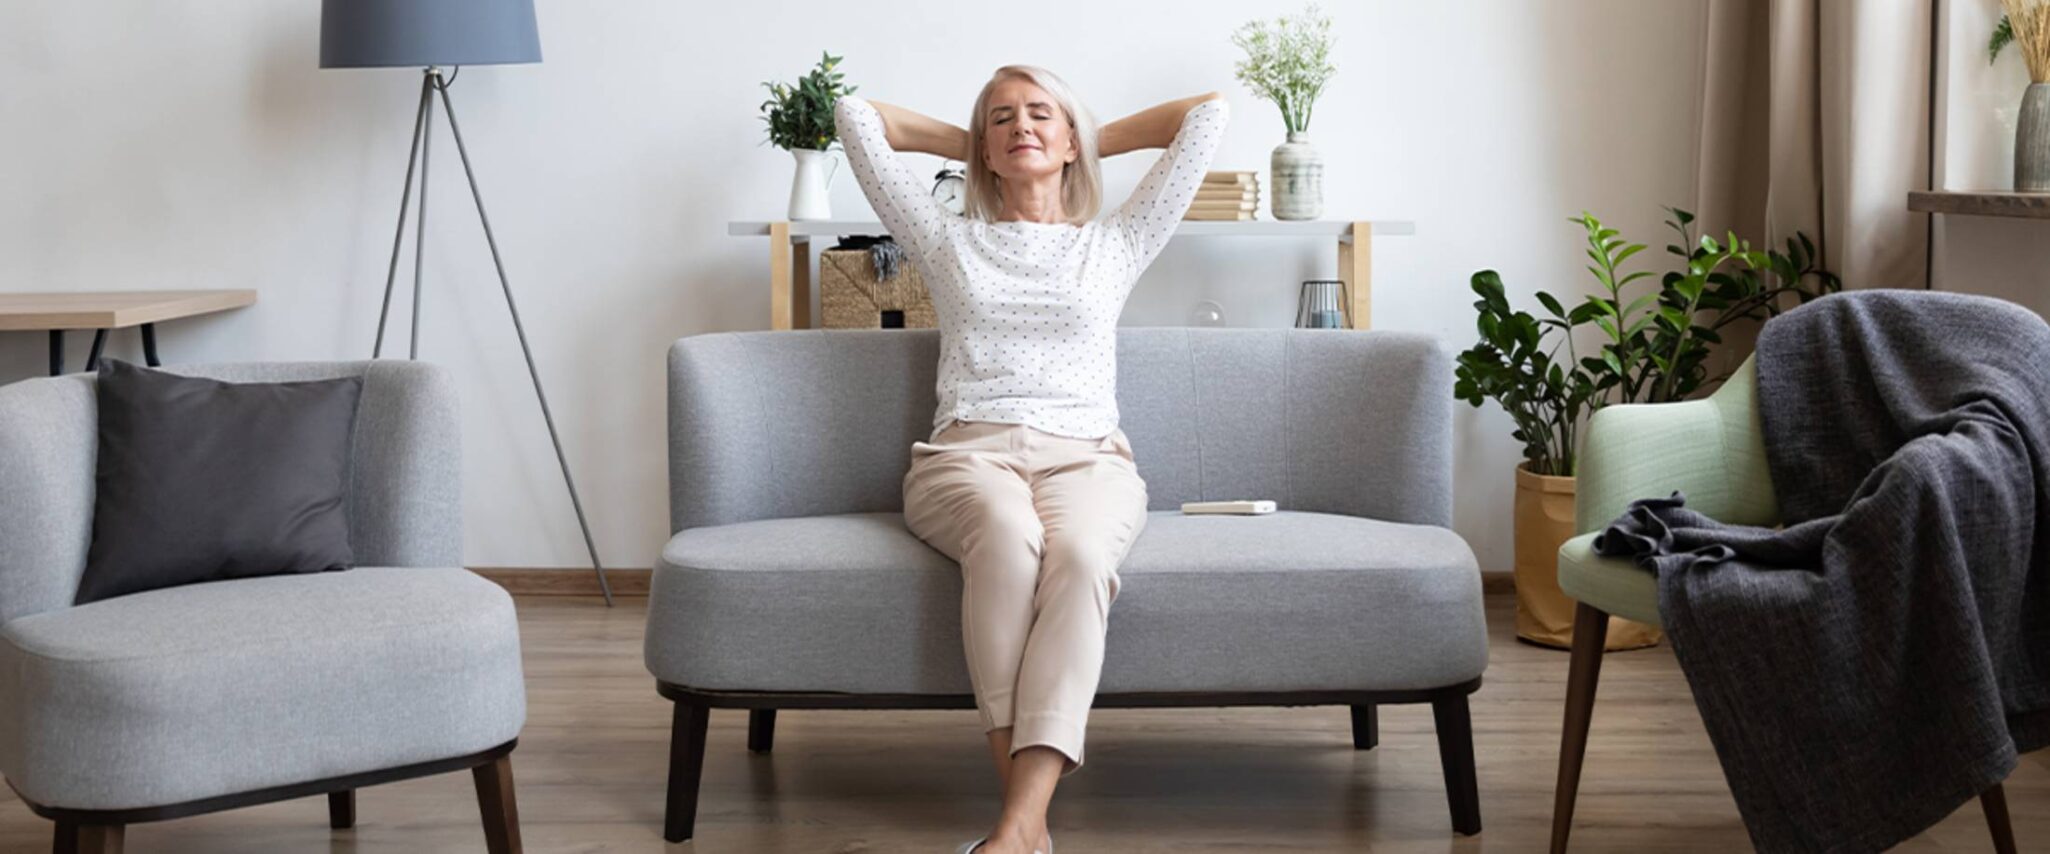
{"left": 0, "top": 360, "right": 461, "bottom": 625}
{"left": 668, "top": 328, "right": 1452, "bottom": 532}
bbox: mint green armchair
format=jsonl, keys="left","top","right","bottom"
{"left": 1557, "top": 356, "right": 1777, "bottom": 628}
{"left": 1543, "top": 356, "right": 2017, "bottom": 853}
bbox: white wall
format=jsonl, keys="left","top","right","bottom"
{"left": 1934, "top": 0, "right": 2050, "bottom": 313}
{"left": 0, "top": 1, "right": 1709, "bottom": 573}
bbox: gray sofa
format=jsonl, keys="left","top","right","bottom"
{"left": 646, "top": 328, "right": 1489, "bottom": 842}
{"left": 0, "top": 362, "right": 526, "bottom": 854}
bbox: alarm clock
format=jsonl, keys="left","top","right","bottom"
{"left": 932, "top": 161, "right": 967, "bottom": 215}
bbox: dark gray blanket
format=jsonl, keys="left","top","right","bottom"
{"left": 1594, "top": 290, "right": 2050, "bottom": 853}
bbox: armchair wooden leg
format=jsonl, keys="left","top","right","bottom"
{"left": 1983, "top": 782, "right": 2017, "bottom": 854}
{"left": 328, "top": 789, "right": 356, "bottom": 829}
{"left": 1349, "top": 704, "right": 1378, "bottom": 750}
{"left": 1430, "top": 691, "right": 1482, "bottom": 835}
{"left": 748, "top": 709, "right": 777, "bottom": 754}
{"left": 666, "top": 701, "right": 712, "bottom": 843}
{"left": 472, "top": 755, "right": 523, "bottom": 854}
{"left": 75, "top": 824, "right": 122, "bottom": 854}
{"left": 1550, "top": 602, "right": 1611, "bottom": 854}
{"left": 52, "top": 820, "right": 76, "bottom": 854}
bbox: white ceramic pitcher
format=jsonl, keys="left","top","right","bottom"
{"left": 788, "top": 148, "right": 838, "bottom": 221}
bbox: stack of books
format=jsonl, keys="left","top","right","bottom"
{"left": 1184, "top": 170, "right": 1259, "bottom": 221}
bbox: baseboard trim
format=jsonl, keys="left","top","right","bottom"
{"left": 474, "top": 567, "right": 1513, "bottom": 598}
{"left": 471, "top": 567, "right": 652, "bottom": 597}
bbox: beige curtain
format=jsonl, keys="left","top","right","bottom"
{"left": 1694, "top": 0, "right": 1933, "bottom": 291}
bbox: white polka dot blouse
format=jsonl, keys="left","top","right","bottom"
{"left": 835, "top": 96, "right": 1231, "bottom": 442}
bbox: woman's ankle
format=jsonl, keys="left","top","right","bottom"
{"left": 988, "top": 819, "right": 1046, "bottom": 848}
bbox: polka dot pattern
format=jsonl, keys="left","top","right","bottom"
{"left": 836, "top": 97, "right": 1231, "bottom": 441}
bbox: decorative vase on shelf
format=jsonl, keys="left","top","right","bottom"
{"left": 1271, "top": 132, "right": 1323, "bottom": 220}
{"left": 788, "top": 148, "right": 838, "bottom": 220}
{"left": 2019, "top": 83, "right": 2050, "bottom": 192}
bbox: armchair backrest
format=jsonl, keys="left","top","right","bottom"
{"left": 667, "top": 328, "right": 1454, "bottom": 532}
{"left": 0, "top": 361, "right": 461, "bottom": 625}
{"left": 1574, "top": 354, "right": 1781, "bottom": 533}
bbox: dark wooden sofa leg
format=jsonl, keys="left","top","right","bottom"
{"left": 328, "top": 789, "right": 356, "bottom": 829}
{"left": 72, "top": 823, "right": 122, "bottom": 854}
{"left": 748, "top": 709, "right": 777, "bottom": 754}
{"left": 666, "top": 701, "right": 712, "bottom": 843}
{"left": 473, "top": 755, "right": 523, "bottom": 854}
{"left": 1983, "top": 782, "right": 2017, "bottom": 854}
{"left": 1349, "top": 704, "right": 1378, "bottom": 750}
{"left": 52, "top": 820, "right": 76, "bottom": 854}
{"left": 1550, "top": 602, "right": 1610, "bottom": 854}
{"left": 1430, "top": 691, "right": 1482, "bottom": 835}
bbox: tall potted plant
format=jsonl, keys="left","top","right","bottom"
{"left": 761, "top": 52, "right": 856, "bottom": 221}
{"left": 1232, "top": 4, "right": 1336, "bottom": 220}
{"left": 1455, "top": 209, "right": 1839, "bottom": 649}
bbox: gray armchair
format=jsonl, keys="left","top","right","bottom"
{"left": 0, "top": 362, "right": 526, "bottom": 854}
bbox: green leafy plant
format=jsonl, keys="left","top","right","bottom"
{"left": 1994, "top": 13, "right": 2014, "bottom": 63}
{"left": 1231, "top": 4, "right": 1337, "bottom": 135}
{"left": 760, "top": 52, "right": 856, "bottom": 151}
{"left": 1453, "top": 209, "right": 1841, "bottom": 476}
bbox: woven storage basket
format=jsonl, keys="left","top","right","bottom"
{"left": 820, "top": 248, "right": 937, "bottom": 330}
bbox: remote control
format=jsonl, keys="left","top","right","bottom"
{"left": 1180, "top": 499, "right": 1277, "bottom": 515}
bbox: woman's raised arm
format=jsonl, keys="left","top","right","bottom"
{"left": 865, "top": 100, "right": 971, "bottom": 161}
{"left": 1098, "top": 92, "right": 1224, "bottom": 158}
{"left": 835, "top": 96, "right": 958, "bottom": 258}
{"left": 1103, "top": 95, "right": 1230, "bottom": 271}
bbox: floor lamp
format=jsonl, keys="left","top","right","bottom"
{"left": 321, "top": 0, "right": 613, "bottom": 604}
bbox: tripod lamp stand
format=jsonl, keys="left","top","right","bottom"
{"left": 321, "top": 0, "right": 613, "bottom": 604}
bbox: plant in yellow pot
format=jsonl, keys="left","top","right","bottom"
{"left": 1454, "top": 209, "right": 1839, "bottom": 649}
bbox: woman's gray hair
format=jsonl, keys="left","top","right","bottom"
{"left": 964, "top": 65, "right": 1102, "bottom": 225}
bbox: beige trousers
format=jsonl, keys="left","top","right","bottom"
{"left": 902, "top": 419, "right": 1150, "bottom": 772}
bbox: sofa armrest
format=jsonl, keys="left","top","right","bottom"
{"left": 0, "top": 377, "right": 97, "bottom": 624}
{"left": 1574, "top": 356, "right": 1778, "bottom": 534}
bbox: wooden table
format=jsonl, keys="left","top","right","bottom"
{"left": 0, "top": 290, "right": 257, "bottom": 375}
{"left": 728, "top": 220, "right": 1415, "bottom": 331}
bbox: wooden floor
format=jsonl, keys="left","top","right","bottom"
{"left": 1, "top": 595, "right": 2042, "bottom": 853}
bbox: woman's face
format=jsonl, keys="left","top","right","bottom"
{"left": 981, "top": 77, "right": 1077, "bottom": 185}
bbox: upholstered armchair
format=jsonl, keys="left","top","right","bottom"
{"left": 0, "top": 362, "right": 527, "bottom": 854}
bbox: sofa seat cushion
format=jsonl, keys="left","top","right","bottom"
{"left": 646, "top": 511, "right": 1486, "bottom": 696}
{"left": 0, "top": 568, "right": 525, "bottom": 811}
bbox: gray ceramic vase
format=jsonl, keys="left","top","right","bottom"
{"left": 2019, "top": 83, "right": 2050, "bottom": 193}
{"left": 1271, "top": 132, "right": 1324, "bottom": 220}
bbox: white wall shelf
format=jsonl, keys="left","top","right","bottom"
{"left": 728, "top": 218, "right": 1414, "bottom": 330}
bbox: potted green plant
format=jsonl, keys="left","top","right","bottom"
{"left": 1455, "top": 209, "right": 1839, "bottom": 649}
{"left": 761, "top": 52, "right": 856, "bottom": 221}
{"left": 1232, "top": 4, "right": 1336, "bottom": 220}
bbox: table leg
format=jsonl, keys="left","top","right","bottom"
{"left": 792, "top": 237, "right": 812, "bottom": 330}
{"left": 770, "top": 221, "right": 795, "bottom": 331}
{"left": 1339, "top": 222, "right": 1372, "bottom": 330}
{"left": 48, "top": 330, "right": 62, "bottom": 376}
{"left": 140, "top": 324, "right": 160, "bottom": 367}
{"left": 84, "top": 330, "right": 108, "bottom": 373}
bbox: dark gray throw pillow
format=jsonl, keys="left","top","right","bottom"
{"left": 78, "top": 360, "right": 364, "bottom": 605}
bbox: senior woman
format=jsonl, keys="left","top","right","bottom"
{"left": 834, "top": 65, "right": 1227, "bottom": 854}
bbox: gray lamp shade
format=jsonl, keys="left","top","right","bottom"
{"left": 320, "top": 0, "right": 541, "bottom": 69}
